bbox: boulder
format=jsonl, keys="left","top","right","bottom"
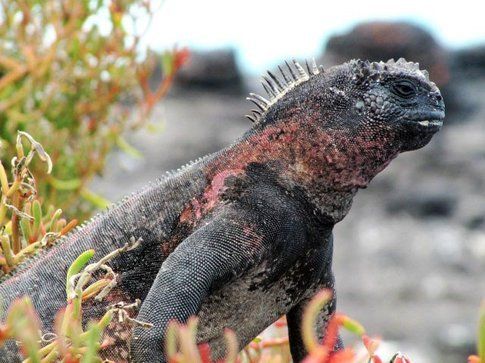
{"left": 323, "top": 21, "right": 450, "bottom": 86}
{"left": 452, "top": 44, "right": 485, "bottom": 77}
{"left": 322, "top": 21, "right": 465, "bottom": 118}
{"left": 174, "top": 49, "right": 244, "bottom": 93}
{"left": 385, "top": 191, "right": 457, "bottom": 218}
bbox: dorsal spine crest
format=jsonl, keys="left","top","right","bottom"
{"left": 246, "top": 59, "right": 318, "bottom": 124}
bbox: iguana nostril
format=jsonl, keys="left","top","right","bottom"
{"left": 430, "top": 91, "right": 443, "bottom": 103}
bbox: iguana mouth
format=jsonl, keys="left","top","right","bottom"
{"left": 402, "top": 111, "right": 445, "bottom": 133}
{"left": 415, "top": 119, "right": 444, "bottom": 131}
{"left": 416, "top": 119, "right": 443, "bottom": 127}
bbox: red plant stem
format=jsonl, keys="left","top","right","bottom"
{"left": 146, "top": 73, "right": 175, "bottom": 110}
{"left": 11, "top": 192, "right": 21, "bottom": 254}
{"left": 322, "top": 315, "right": 340, "bottom": 353}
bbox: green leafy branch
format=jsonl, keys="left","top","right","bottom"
{"left": 0, "top": 131, "right": 77, "bottom": 276}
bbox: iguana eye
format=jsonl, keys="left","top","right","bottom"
{"left": 392, "top": 80, "right": 416, "bottom": 98}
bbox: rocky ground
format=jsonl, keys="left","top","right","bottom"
{"left": 92, "top": 76, "right": 485, "bottom": 362}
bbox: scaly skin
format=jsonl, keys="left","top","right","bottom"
{"left": 0, "top": 58, "right": 445, "bottom": 362}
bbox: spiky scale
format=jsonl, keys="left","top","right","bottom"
{"left": 245, "top": 114, "right": 257, "bottom": 123}
{"left": 249, "top": 92, "right": 270, "bottom": 106}
{"left": 246, "top": 97, "right": 266, "bottom": 112}
{"left": 305, "top": 59, "right": 312, "bottom": 75}
{"left": 311, "top": 58, "right": 319, "bottom": 75}
{"left": 246, "top": 93, "right": 269, "bottom": 112}
{"left": 263, "top": 76, "right": 280, "bottom": 95}
{"left": 285, "top": 60, "right": 298, "bottom": 81}
{"left": 267, "top": 71, "right": 284, "bottom": 92}
{"left": 262, "top": 83, "right": 276, "bottom": 99}
{"left": 278, "top": 65, "right": 291, "bottom": 86}
{"left": 293, "top": 60, "right": 308, "bottom": 79}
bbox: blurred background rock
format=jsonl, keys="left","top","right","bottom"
{"left": 174, "top": 49, "right": 244, "bottom": 94}
{"left": 67, "top": 1, "right": 484, "bottom": 362}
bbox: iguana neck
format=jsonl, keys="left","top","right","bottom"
{"left": 208, "top": 116, "right": 400, "bottom": 223}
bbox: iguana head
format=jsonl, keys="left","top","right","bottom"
{"left": 343, "top": 58, "right": 445, "bottom": 152}
{"left": 247, "top": 58, "right": 445, "bottom": 154}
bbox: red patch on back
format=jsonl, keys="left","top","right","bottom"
{"left": 178, "top": 114, "right": 400, "bottom": 227}
{"left": 179, "top": 169, "right": 243, "bottom": 227}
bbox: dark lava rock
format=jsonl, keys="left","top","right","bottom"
{"left": 174, "top": 49, "right": 244, "bottom": 93}
{"left": 323, "top": 22, "right": 450, "bottom": 86}
{"left": 465, "top": 214, "right": 485, "bottom": 230}
{"left": 322, "top": 22, "right": 465, "bottom": 118}
{"left": 452, "top": 44, "right": 485, "bottom": 77}
{"left": 386, "top": 191, "right": 457, "bottom": 218}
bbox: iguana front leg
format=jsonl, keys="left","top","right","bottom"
{"left": 286, "top": 274, "right": 343, "bottom": 362}
{"left": 130, "top": 207, "right": 269, "bottom": 362}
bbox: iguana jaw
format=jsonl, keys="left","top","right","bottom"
{"left": 400, "top": 109, "right": 445, "bottom": 134}
{"left": 416, "top": 119, "right": 443, "bottom": 128}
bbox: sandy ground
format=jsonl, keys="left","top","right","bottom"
{"left": 91, "top": 79, "right": 485, "bottom": 363}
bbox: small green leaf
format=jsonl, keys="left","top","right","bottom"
{"left": 6, "top": 297, "right": 41, "bottom": 363}
{"left": 0, "top": 234, "right": 14, "bottom": 267}
{"left": 66, "top": 249, "right": 95, "bottom": 297}
{"left": 32, "top": 200, "right": 42, "bottom": 235}
{"left": 146, "top": 121, "right": 165, "bottom": 133}
{"left": 47, "top": 208, "right": 63, "bottom": 232}
{"left": 81, "top": 322, "right": 101, "bottom": 363}
{"left": 338, "top": 315, "right": 366, "bottom": 336}
{"left": 48, "top": 176, "right": 82, "bottom": 190}
{"left": 0, "top": 161, "right": 9, "bottom": 195}
{"left": 165, "top": 321, "right": 179, "bottom": 358}
{"left": 479, "top": 302, "right": 485, "bottom": 360}
{"left": 302, "top": 289, "right": 332, "bottom": 352}
{"left": 161, "top": 51, "right": 174, "bottom": 76}
{"left": 116, "top": 136, "right": 143, "bottom": 158}
{"left": 19, "top": 218, "right": 32, "bottom": 242}
{"left": 80, "top": 188, "right": 110, "bottom": 210}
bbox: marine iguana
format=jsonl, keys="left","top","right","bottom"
{"left": 0, "top": 58, "right": 445, "bottom": 362}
